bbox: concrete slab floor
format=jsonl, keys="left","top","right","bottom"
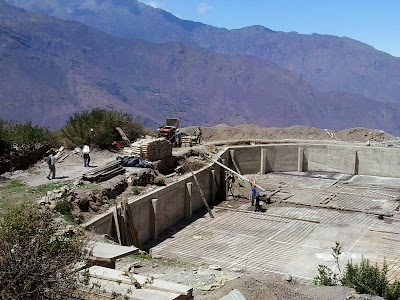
{"left": 150, "top": 172, "right": 400, "bottom": 282}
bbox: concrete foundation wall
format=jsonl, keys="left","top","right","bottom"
{"left": 84, "top": 164, "right": 221, "bottom": 244}
{"left": 84, "top": 143, "right": 400, "bottom": 246}
{"left": 304, "top": 145, "right": 356, "bottom": 174}
{"left": 228, "top": 143, "right": 400, "bottom": 178}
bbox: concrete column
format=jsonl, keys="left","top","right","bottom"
{"left": 298, "top": 148, "right": 304, "bottom": 172}
{"left": 211, "top": 169, "right": 216, "bottom": 204}
{"left": 260, "top": 148, "right": 266, "bottom": 174}
{"left": 185, "top": 182, "right": 193, "bottom": 220}
{"left": 150, "top": 198, "right": 158, "bottom": 240}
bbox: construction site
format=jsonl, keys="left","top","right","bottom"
{"left": 2, "top": 126, "right": 400, "bottom": 299}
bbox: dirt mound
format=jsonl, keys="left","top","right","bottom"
{"left": 183, "top": 124, "right": 395, "bottom": 143}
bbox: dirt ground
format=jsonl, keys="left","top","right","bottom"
{"left": 0, "top": 124, "right": 394, "bottom": 299}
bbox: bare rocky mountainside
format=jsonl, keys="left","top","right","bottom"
{"left": 7, "top": 0, "right": 400, "bottom": 104}
{"left": 1, "top": 0, "right": 400, "bottom": 134}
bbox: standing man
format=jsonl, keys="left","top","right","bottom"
{"left": 194, "top": 126, "right": 202, "bottom": 144}
{"left": 46, "top": 151, "right": 56, "bottom": 180}
{"left": 175, "top": 129, "right": 182, "bottom": 147}
{"left": 251, "top": 184, "right": 261, "bottom": 212}
{"left": 82, "top": 144, "right": 91, "bottom": 167}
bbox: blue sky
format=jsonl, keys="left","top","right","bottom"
{"left": 141, "top": 0, "right": 400, "bottom": 57}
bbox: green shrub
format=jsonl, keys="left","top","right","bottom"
{"left": 0, "top": 119, "right": 53, "bottom": 148}
{"left": 0, "top": 202, "right": 86, "bottom": 299}
{"left": 61, "top": 109, "right": 143, "bottom": 149}
{"left": 314, "top": 242, "right": 400, "bottom": 300}
{"left": 155, "top": 178, "right": 166, "bottom": 186}
{"left": 132, "top": 187, "right": 141, "bottom": 195}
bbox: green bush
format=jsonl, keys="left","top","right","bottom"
{"left": 0, "top": 119, "right": 53, "bottom": 148}
{"left": 0, "top": 202, "right": 86, "bottom": 299}
{"left": 155, "top": 178, "right": 166, "bottom": 186}
{"left": 61, "top": 109, "right": 143, "bottom": 149}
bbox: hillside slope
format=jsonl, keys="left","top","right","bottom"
{"left": 9, "top": 0, "right": 400, "bottom": 104}
{"left": 1, "top": 1, "right": 400, "bottom": 133}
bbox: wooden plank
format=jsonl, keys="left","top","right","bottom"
{"left": 88, "top": 266, "right": 193, "bottom": 298}
{"left": 188, "top": 164, "right": 214, "bottom": 218}
{"left": 116, "top": 127, "right": 131, "bottom": 146}
{"left": 122, "top": 199, "right": 142, "bottom": 249}
{"left": 113, "top": 206, "right": 122, "bottom": 245}
{"left": 91, "top": 242, "right": 138, "bottom": 260}
{"left": 229, "top": 150, "right": 241, "bottom": 175}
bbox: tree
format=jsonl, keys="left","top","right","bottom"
{"left": 62, "top": 109, "right": 143, "bottom": 149}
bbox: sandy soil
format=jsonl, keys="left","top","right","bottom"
{"left": 2, "top": 150, "right": 120, "bottom": 187}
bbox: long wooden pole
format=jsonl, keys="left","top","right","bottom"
{"left": 211, "top": 159, "right": 266, "bottom": 192}
{"left": 188, "top": 165, "right": 214, "bottom": 218}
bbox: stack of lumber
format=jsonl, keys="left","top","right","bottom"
{"left": 123, "top": 141, "right": 142, "bottom": 156}
{"left": 140, "top": 138, "right": 172, "bottom": 161}
{"left": 82, "top": 161, "right": 125, "bottom": 183}
{"left": 111, "top": 200, "right": 141, "bottom": 248}
{"left": 79, "top": 266, "right": 193, "bottom": 300}
{"left": 181, "top": 136, "right": 197, "bottom": 147}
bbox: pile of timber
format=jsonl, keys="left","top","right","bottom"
{"left": 78, "top": 266, "right": 193, "bottom": 300}
{"left": 140, "top": 138, "right": 172, "bottom": 161}
{"left": 82, "top": 161, "right": 125, "bottom": 183}
{"left": 111, "top": 200, "right": 141, "bottom": 248}
{"left": 125, "top": 138, "right": 172, "bottom": 161}
{"left": 123, "top": 141, "right": 142, "bottom": 156}
{"left": 181, "top": 135, "right": 197, "bottom": 147}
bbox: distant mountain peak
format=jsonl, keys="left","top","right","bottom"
{"left": 238, "top": 25, "right": 275, "bottom": 33}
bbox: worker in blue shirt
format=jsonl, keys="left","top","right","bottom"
{"left": 251, "top": 184, "right": 261, "bottom": 212}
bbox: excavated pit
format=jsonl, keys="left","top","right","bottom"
{"left": 85, "top": 142, "right": 400, "bottom": 282}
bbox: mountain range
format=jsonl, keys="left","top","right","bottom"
{"left": 1, "top": 0, "right": 400, "bottom": 133}
{"left": 7, "top": 0, "right": 400, "bottom": 104}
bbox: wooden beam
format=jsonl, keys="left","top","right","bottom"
{"left": 188, "top": 165, "right": 214, "bottom": 218}
{"left": 112, "top": 206, "right": 122, "bottom": 245}
{"left": 212, "top": 159, "right": 266, "bottom": 191}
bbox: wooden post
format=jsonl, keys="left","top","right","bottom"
{"left": 354, "top": 150, "right": 359, "bottom": 175}
{"left": 185, "top": 183, "right": 193, "bottom": 220}
{"left": 260, "top": 148, "right": 266, "bottom": 174}
{"left": 211, "top": 169, "right": 216, "bottom": 204}
{"left": 113, "top": 206, "right": 122, "bottom": 245}
{"left": 188, "top": 165, "right": 214, "bottom": 218}
{"left": 298, "top": 148, "right": 304, "bottom": 172}
{"left": 150, "top": 198, "right": 159, "bottom": 240}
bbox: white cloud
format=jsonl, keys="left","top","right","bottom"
{"left": 147, "top": 1, "right": 160, "bottom": 8}
{"left": 197, "top": 2, "right": 213, "bottom": 15}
